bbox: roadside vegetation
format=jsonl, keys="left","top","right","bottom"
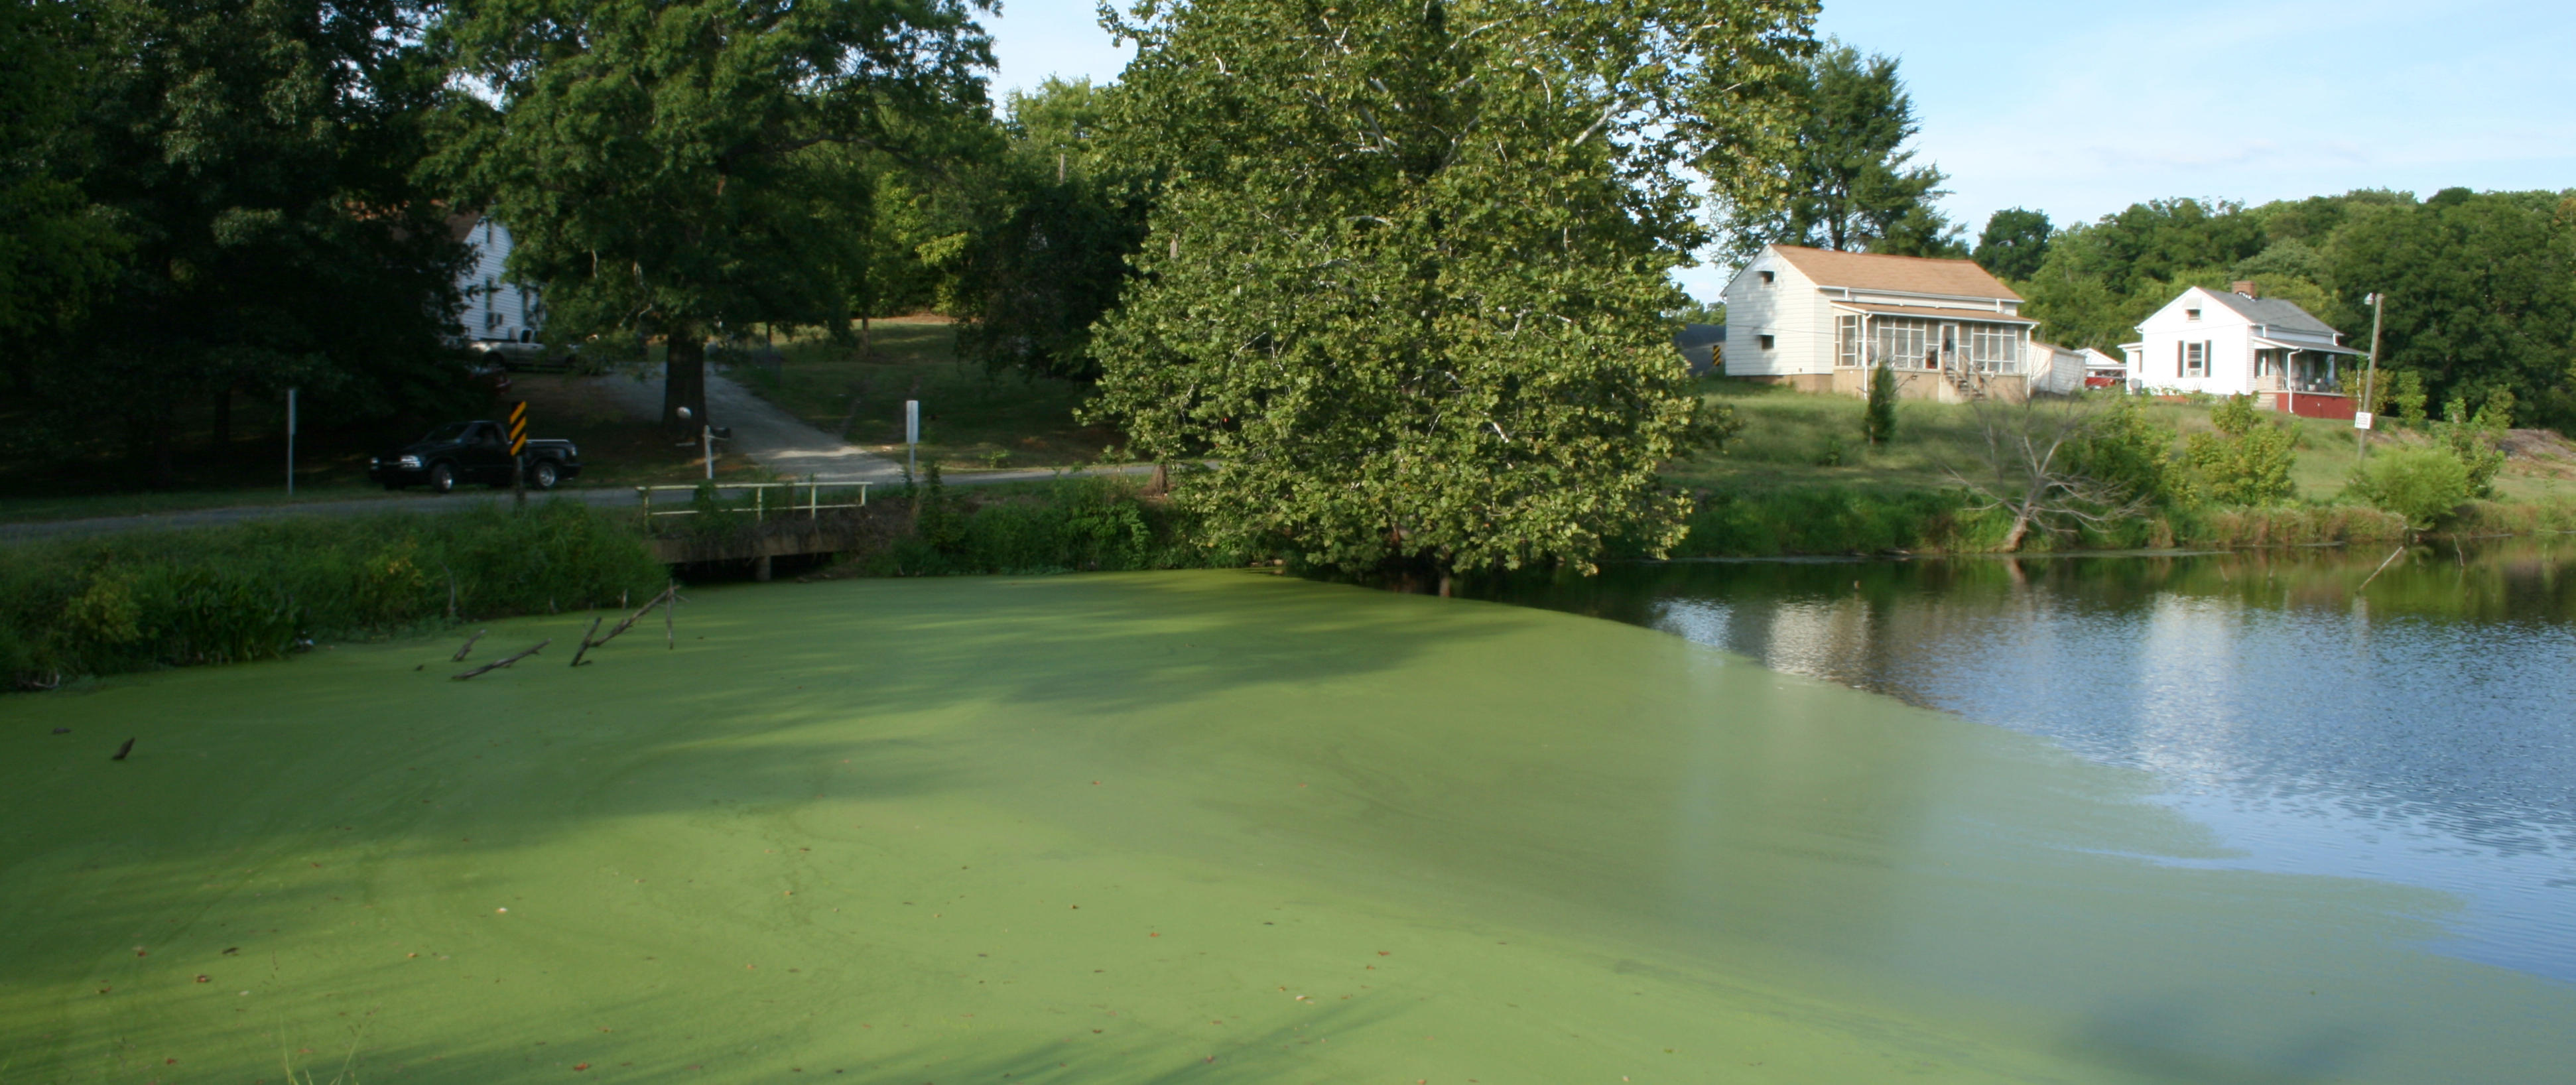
{"left": 0, "top": 501, "right": 663, "bottom": 690}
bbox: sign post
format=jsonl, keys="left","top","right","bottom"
{"left": 905, "top": 399, "right": 920, "bottom": 478}
{"left": 285, "top": 387, "right": 298, "bottom": 497}
{"left": 2358, "top": 292, "right": 2386, "bottom": 459}
{"left": 507, "top": 401, "right": 529, "bottom": 507}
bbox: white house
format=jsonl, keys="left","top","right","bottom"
{"left": 448, "top": 211, "right": 544, "bottom": 345}
{"left": 2120, "top": 283, "right": 2358, "bottom": 415}
{"left": 1721, "top": 245, "right": 2041, "bottom": 401}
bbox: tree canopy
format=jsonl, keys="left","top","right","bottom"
{"left": 428, "top": 0, "right": 996, "bottom": 432}
{"left": 18, "top": 0, "right": 464, "bottom": 483}
{"left": 1972, "top": 207, "right": 2051, "bottom": 281}
{"left": 1710, "top": 41, "right": 1960, "bottom": 260}
{"left": 2015, "top": 188, "right": 2576, "bottom": 430}
{"left": 1086, "top": 0, "right": 1807, "bottom": 578}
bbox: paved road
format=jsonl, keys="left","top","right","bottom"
{"left": 2, "top": 371, "right": 1155, "bottom": 542}
{"left": 593, "top": 369, "right": 911, "bottom": 483}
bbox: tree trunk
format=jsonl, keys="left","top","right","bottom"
{"left": 212, "top": 387, "right": 232, "bottom": 454}
{"left": 663, "top": 333, "right": 708, "bottom": 437}
{"left": 860, "top": 314, "right": 873, "bottom": 361}
{"left": 147, "top": 411, "right": 176, "bottom": 489}
{"left": 2000, "top": 508, "right": 2032, "bottom": 552}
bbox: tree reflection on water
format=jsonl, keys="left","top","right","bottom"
{"left": 1470, "top": 538, "right": 2576, "bottom": 981}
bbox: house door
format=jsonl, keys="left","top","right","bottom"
{"left": 1939, "top": 324, "right": 1959, "bottom": 371}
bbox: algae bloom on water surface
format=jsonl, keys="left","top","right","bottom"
{"left": 2, "top": 570, "right": 2571, "bottom": 1084}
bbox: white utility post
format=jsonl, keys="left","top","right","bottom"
{"left": 285, "top": 387, "right": 298, "bottom": 496}
{"left": 703, "top": 425, "right": 715, "bottom": 480}
{"left": 905, "top": 399, "right": 920, "bottom": 477}
{"left": 2358, "top": 291, "right": 2386, "bottom": 458}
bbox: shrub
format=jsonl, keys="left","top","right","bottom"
{"left": 2348, "top": 446, "right": 2472, "bottom": 529}
{"left": 2064, "top": 396, "right": 2193, "bottom": 508}
{"left": 0, "top": 501, "right": 665, "bottom": 689}
{"left": 2185, "top": 394, "right": 2297, "bottom": 506}
{"left": 1864, "top": 360, "right": 1898, "bottom": 446}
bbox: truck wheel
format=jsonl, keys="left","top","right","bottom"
{"left": 428, "top": 463, "right": 457, "bottom": 494}
{"left": 529, "top": 459, "right": 559, "bottom": 490}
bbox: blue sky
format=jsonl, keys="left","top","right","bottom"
{"left": 986, "top": 1, "right": 2576, "bottom": 298}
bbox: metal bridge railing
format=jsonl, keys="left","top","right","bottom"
{"left": 635, "top": 478, "right": 871, "bottom": 521}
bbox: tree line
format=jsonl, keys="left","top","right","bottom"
{"left": 8, "top": 0, "right": 2555, "bottom": 577}
{"left": 1972, "top": 190, "right": 2576, "bottom": 432}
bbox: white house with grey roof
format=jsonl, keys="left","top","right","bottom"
{"left": 1721, "top": 244, "right": 2043, "bottom": 402}
{"left": 2120, "top": 283, "right": 2359, "bottom": 415}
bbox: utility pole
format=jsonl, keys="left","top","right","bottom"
{"left": 2358, "top": 292, "right": 2386, "bottom": 458}
{"left": 285, "top": 387, "right": 298, "bottom": 496}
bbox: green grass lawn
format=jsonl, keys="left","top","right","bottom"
{"left": 1672, "top": 378, "right": 2576, "bottom": 504}
{"left": 727, "top": 317, "right": 1120, "bottom": 474}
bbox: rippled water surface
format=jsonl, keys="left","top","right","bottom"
{"left": 1478, "top": 539, "right": 2576, "bottom": 982}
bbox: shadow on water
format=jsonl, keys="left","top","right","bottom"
{"left": 8, "top": 566, "right": 2576, "bottom": 1083}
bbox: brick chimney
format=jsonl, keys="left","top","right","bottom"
{"left": 2231, "top": 280, "right": 2259, "bottom": 298}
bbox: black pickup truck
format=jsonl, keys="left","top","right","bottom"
{"left": 369, "top": 420, "right": 582, "bottom": 493}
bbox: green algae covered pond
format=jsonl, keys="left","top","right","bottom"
{"left": 3, "top": 570, "right": 2572, "bottom": 1083}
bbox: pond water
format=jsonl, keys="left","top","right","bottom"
{"left": 1476, "top": 539, "right": 2576, "bottom": 984}
{"left": 5, "top": 568, "right": 2573, "bottom": 1083}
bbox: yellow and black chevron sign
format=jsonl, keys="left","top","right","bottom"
{"left": 507, "top": 401, "right": 529, "bottom": 456}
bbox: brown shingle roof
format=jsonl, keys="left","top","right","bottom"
{"left": 1770, "top": 245, "right": 2021, "bottom": 302}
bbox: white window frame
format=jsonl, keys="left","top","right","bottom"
{"left": 2183, "top": 340, "right": 2209, "bottom": 377}
{"left": 1871, "top": 318, "right": 1935, "bottom": 369}
{"left": 1836, "top": 314, "right": 1862, "bottom": 367}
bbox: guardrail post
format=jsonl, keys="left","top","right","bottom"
{"left": 755, "top": 485, "right": 764, "bottom": 523}
{"left": 637, "top": 486, "right": 650, "bottom": 521}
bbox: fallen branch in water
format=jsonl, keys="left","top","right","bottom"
{"left": 567, "top": 615, "right": 606, "bottom": 667}
{"left": 2356, "top": 545, "right": 2408, "bottom": 591}
{"left": 451, "top": 628, "right": 487, "bottom": 662}
{"left": 577, "top": 587, "right": 674, "bottom": 665}
{"left": 452, "top": 639, "right": 550, "bottom": 680}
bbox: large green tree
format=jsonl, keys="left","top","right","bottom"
{"left": 0, "top": 0, "right": 122, "bottom": 361}
{"left": 1710, "top": 41, "right": 1959, "bottom": 259}
{"left": 1972, "top": 207, "right": 2051, "bottom": 281}
{"left": 1087, "top": 0, "right": 1807, "bottom": 579}
{"left": 428, "top": 0, "right": 996, "bottom": 434}
{"left": 2329, "top": 188, "right": 2576, "bottom": 423}
{"left": 38, "top": 0, "right": 462, "bottom": 483}
{"left": 953, "top": 76, "right": 1149, "bottom": 381}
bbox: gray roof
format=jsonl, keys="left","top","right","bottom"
{"left": 2203, "top": 290, "right": 2340, "bottom": 338}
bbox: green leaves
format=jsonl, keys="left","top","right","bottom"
{"left": 1709, "top": 39, "right": 1959, "bottom": 259}
{"left": 2185, "top": 395, "right": 2297, "bottom": 507}
{"left": 426, "top": 0, "right": 998, "bottom": 361}
{"left": 1088, "top": 0, "right": 1805, "bottom": 575}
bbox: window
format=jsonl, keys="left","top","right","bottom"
{"left": 1836, "top": 314, "right": 1862, "bottom": 367}
{"left": 2185, "top": 307, "right": 2201, "bottom": 321}
{"left": 1758, "top": 270, "right": 1775, "bottom": 286}
{"left": 1966, "top": 325, "right": 2022, "bottom": 372}
{"left": 2181, "top": 340, "right": 2208, "bottom": 377}
{"left": 1871, "top": 318, "right": 1935, "bottom": 368}
{"left": 1757, "top": 334, "right": 1775, "bottom": 350}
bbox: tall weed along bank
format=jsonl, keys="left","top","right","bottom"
{"left": 0, "top": 501, "right": 665, "bottom": 689}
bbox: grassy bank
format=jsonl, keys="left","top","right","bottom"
{"left": 0, "top": 501, "right": 665, "bottom": 689}
{"left": 1661, "top": 378, "right": 2576, "bottom": 556}
{"left": 726, "top": 317, "right": 1120, "bottom": 473}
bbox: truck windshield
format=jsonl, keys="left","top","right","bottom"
{"left": 422, "top": 422, "right": 474, "bottom": 442}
